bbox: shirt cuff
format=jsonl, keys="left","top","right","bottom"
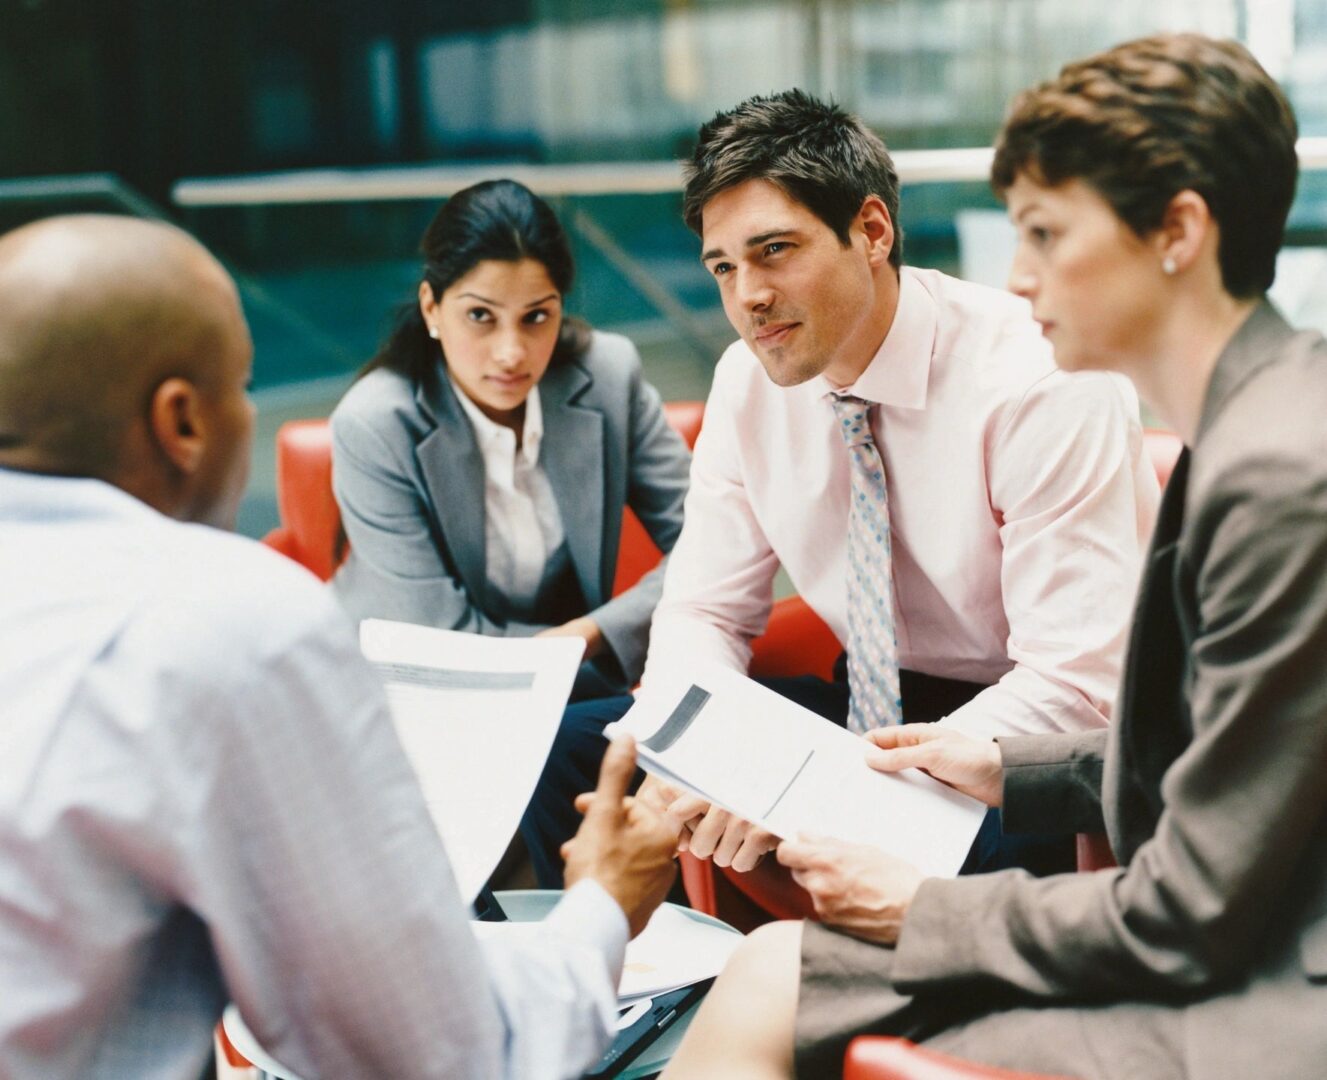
{"left": 998, "top": 730, "right": 1107, "bottom": 835}
{"left": 546, "top": 879, "right": 630, "bottom": 985}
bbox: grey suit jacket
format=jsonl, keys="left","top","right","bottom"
{"left": 891, "top": 302, "right": 1327, "bottom": 1078}
{"left": 329, "top": 330, "right": 690, "bottom": 687}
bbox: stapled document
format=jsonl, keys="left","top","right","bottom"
{"left": 609, "top": 661, "right": 987, "bottom": 878}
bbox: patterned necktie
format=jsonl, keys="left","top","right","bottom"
{"left": 831, "top": 394, "right": 903, "bottom": 733}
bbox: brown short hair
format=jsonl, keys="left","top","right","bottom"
{"left": 683, "top": 89, "right": 904, "bottom": 268}
{"left": 992, "top": 34, "right": 1297, "bottom": 298}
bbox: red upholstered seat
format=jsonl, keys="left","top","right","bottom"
{"left": 261, "top": 419, "right": 339, "bottom": 581}
{"left": 611, "top": 400, "right": 704, "bottom": 594}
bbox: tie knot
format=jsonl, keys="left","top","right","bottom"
{"left": 830, "top": 394, "right": 875, "bottom": 449}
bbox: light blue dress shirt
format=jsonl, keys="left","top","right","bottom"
{"left": 0, "top": 469, "right": 626, "bottom": 1080}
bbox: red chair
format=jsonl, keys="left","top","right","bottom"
{"left": 611, "top": 400, "right": 704, "bottom": 594}
{"left": 845, "top": 1037, "right": 1075, "bottom": 1080}
{"left": 262, "top": 419, "right": 340, "bottom": 580}
{"left": 263, "top": 400, "right": 708, "bottom": 590}
{"left": 215, "top": 1022, "right": 253, "bottom": 1071}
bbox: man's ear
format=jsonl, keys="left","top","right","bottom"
{"left": 857, "top": 195, "right": 896, "bottom": 268}
{"left": 147, "top": 377, "right": 206, "bottom": 476}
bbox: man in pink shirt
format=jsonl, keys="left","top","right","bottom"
{"left": 524, "top": 89, "right": 1158, "bottom": 884}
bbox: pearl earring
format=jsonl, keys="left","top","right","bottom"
{"left": 1162, "top": 256, "right": 1177, "bottom": 276}
{"left": 428, "top": 326, "right": 439, "bottom": 339}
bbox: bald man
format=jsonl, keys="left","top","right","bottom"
{"left": 0, "top": 216, "right": 678, "bottom": 1080}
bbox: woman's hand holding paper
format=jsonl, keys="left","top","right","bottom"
{"left": 776, "top": 835, "right": 923, "bottom": 945}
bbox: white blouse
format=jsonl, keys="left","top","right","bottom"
{"left": 450, "top": 378, "right": 567, "bottom": 610}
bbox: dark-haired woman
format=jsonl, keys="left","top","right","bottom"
{"left": 330, "top": 179, "right": 690, "bottom": 704}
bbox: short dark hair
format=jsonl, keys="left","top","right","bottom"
{"left": 683, "top": 89, "right": 905, "bottom": 268}
{"left": 991, "top": 33, "right": 1298, "bottom": 299}
{"left": 359, "top": 178, "right": 589, "bottom": 385}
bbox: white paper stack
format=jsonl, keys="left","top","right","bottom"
{"left": 470, "top": 904, "right": 741, "bottom": 1002}
{"left": 359, "top": 619, "right": 584, "bottom": 904}
{"left": 615, "top": 905, "right": 742, "bottom": 1001}
{"left": 609, "top": 660, "right": 988, "bottom": 879}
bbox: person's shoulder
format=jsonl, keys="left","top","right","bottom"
{"left": 331, "top": 367, "right": 421, "bottom": 433}
{"left": 581, "top": 328, "right": 643, "bottom": 369}
{"left": 119, "top": 521, "right": 379, "bottom": 765}
{"left": 572, "top": 329, "right": 645, "bottom": 394}
{"left": 912, "top": 266, "right": 1132, "bottom": 415}
{"left": 146, "top": 522, "right": 352, "bottom": 663}
{"left": 910, "top": 265, "right": 1039, "bottom": 334}
{"left": 1193, "top": 326, "right": 1327, "bottom": 513}
{"left": 915, "top": 268, "right": 1048, "bottom": 377}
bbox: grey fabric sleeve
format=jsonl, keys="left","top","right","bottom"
{"left": 998, "top": 729, "right": 1108, "bottom": 835}
{"left": 892, "top": 449, "right": 1327, "bottom": 1000}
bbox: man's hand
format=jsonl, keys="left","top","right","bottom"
{"left": 864, "top": 724, "right": 1004, "bottom": 807}
{"left": 561, "top": 736, "right": 677, "bottom": 938}
{"left": 535, "top": 616, "right": 604, "bottom": 660}
{"left": 635, "top": 776, "right": 693, "bottom": 838}
{"left": 776, "top": 836, "right": 923, "bottom": 945}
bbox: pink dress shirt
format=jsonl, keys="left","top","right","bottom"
{"left": 642, "top": 267, "right": 1161, "bottom": 738}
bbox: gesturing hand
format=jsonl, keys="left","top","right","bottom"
{"left": 562, "top": 736, "right": 677, "bottom": 938}
{"left": 634, "top": 776, "right": 695, "bottom": 839}
{"left": 864, "top": 724, "right": 1004, "bottom": 807}
{"left": 777, "top": 836, "right": 923, "bottom": 945}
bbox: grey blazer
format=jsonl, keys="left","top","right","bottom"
{"left": 329, "top": 330, "right": 690, "bottom": 688}
{"left": 886, "top": 303, "right": 1327, "bottom": 1077}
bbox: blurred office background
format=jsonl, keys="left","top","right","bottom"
{"left": 3, "top": 0, "right": 1326, "bottom": 536}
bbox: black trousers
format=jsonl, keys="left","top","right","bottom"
{"left": 519, "top": 662, "right": 1073, "bottom": 887}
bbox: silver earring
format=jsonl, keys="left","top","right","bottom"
{"left": 1162, "top": 256, "right": 1177, "bottom": 276}
{"left": 428, "top": 326, "right": 439, "bottom": 339}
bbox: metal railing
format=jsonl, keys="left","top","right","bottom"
{"left": 0, "top": 173, "right": 171, "bottom": 221}
{"left": 170, "top": 139, "right": 1327, "bottom": 207}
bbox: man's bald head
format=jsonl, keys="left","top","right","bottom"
{"left": 0, "top": 215, "right": 254, "bottom": 527}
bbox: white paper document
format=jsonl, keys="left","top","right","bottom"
{"left": 615, "top": 903, "right": 742, "bottom": 1000}
{"left": 470, "top": 903, "right": 740, "bottom": 1001}
{"left": 359, "top": 618, "right": 584, "bottom": 904}
{"left": 610, "top": 662, "right": 987, "bottom": 878}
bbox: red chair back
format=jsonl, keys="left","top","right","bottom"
{"left": 611, "top": 400, "right": 704, "bottom": 595}
{"left": 262, "top": 420, "right": 339, "bottom": 581}
{"left": 749, "top": 595, "right": 840, "bottom": 682}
